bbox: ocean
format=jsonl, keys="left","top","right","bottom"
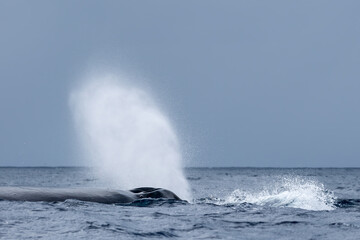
{"left": 0, "top": 167, "right": 359, "bottom": 239}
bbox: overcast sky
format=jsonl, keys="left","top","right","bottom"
{"left": 0, "top": 0, "right": 359, "bottom": 167}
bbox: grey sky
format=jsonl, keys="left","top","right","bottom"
{"left": 0, "top": 1, "right": 359, "bottom": 167}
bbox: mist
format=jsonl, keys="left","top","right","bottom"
{"left": 70, "top": 73, "right": 191, "bottom": 200}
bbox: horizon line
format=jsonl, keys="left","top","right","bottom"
{"left": 0, "top": 166, "right": 359, "bottom": 169}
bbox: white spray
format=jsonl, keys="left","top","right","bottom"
{"left": 70, "top": 73, "right": 191, "bottom": 200}
{"left": 225, "top": 176, "right": 335, "bottom": 211}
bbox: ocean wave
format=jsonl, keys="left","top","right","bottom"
{"left": 334, "top": 199, "right": 360, "bottom": 209}
{"left": 224, "top": 176, "right": 336, "bottom": 211}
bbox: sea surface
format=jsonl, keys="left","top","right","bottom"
{"left": 0, "top": 167, "right": 359, "bottom": 239}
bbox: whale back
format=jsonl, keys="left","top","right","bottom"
{"left": 0, "top": 187, "right": 135, "bottom": 204}
{"left": 0, "top": 187, "right": 181, "bottom": 203}
{"left": 129, "top": 187, "right": 181, "bottom": 200}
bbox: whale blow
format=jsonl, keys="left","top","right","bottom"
{"left": 70, "top": 73, "right": 191, "bottom": 200}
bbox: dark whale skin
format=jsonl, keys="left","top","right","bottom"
{"left": 0, "top": 187, "right": 181, "bottom": 204}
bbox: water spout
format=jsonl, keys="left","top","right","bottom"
{"left": 70, "top": 73, "right": 191, "bottom": 200}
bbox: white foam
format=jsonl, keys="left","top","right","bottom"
{"left": 225, "top": 176, "right": 335, "bottom": 211}
{"left": 70, "top": 73, "right": 191, "bottom": 200}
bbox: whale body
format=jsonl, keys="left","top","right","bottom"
{"left": 0, "top": 187, "right": 181, "bottom": 204}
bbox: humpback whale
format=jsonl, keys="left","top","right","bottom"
{"left": 0, "top": 187, "right": 181, "bottom": 204}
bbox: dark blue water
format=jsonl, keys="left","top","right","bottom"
{"left": 0, "top": 168, "right": 359, "bottom": 239}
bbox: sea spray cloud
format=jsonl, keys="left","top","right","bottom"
{"left": 70, "top": 73, "right": 191, "bottom": 200}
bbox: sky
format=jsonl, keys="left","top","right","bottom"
{"left": 0, "top": 0, "right": 359, "bottom": 167}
